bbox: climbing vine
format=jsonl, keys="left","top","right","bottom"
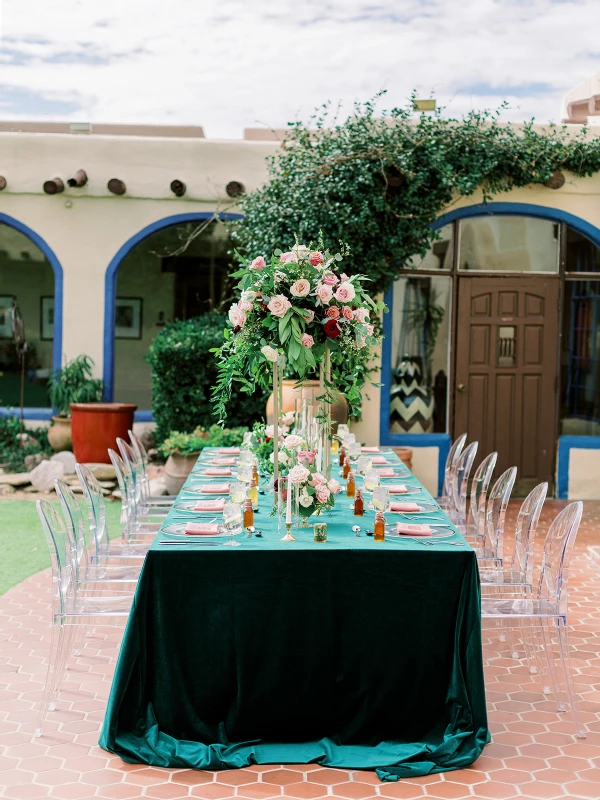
{"left": 231, "top": 93, "right": 600, "bottom": 294}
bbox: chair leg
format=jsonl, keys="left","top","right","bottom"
{"left": 34, "top": 619, "right": 64, "bottom": 737}
{"left": 539, "top": 618, "right": 562, "bottom": 706}
{"left": 556, "top": 619, "right": 586, "bottom": 739}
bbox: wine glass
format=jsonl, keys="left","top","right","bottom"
{"left": 337, "top": 424, "right": 350, "bottom": 439}
{"left": 222, "top": 502, "right": 243, "bottom": 547}
{"left": 229, "top": 482, "right": 247, "bottom": 505}
{"left": 357, "top": 455, "right": 372, "bottom": 475}
{"left": 372, "top": 486, "right": 390, "bottom": 513}
{"left": 364, "top": 469, "right": 380, "bottom": 509}
{"left": 237, "top": 463, "right": 253, "bottom": 483}
{"left": 239, "top": 451, "right": 254, "bottom": 465}
{"left": 343, "top": 432, "right": 356, "bottom": 447}
{"left": 348, "top": 442, "right": 361, "bottom": 463}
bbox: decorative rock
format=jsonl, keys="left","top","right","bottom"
{"left": 69, "top": 484, "right": 84, "bottom": 494}
{"left": 111, "top": 490, "right": 122, "bottom": 500}
{"left": 0, "top": 483, "right": 16, "bottom": 494}
{"left": 149, "top": 477, "right": 168, "bottom": 497}
{"left": 98, "top": 480, "right": 117, "bottom": 489}
{"left": 0, "top": 473, "right": 32, "bottom": 487}
{"left": 29, "top": 460, "right": 66, "bottom": 492}
{"left": 84, "top": 463, "right": 116, "bottom": 481}
{"left": 50, "top": 451, "right": 77, "bottom": 474}
{"left": 24, "top": 485, "right": 42, "bottom": 493}
{"left": 24, "top": 453, "right": 45, "bottom": 471}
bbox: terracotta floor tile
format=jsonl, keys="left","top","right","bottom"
{"left": 238, "top": 784, "right": 284, "bottom": 799}
{"left": 216, "top": 770, "right": 259, "bottom": 786}
{"left": 281, "top": 783, "right": 326, "bottom": 799}
{"left": 333, "top": 783, "right": 378, "bottom": 799}
{"left": 263, "top": 769, "right": 307, "bottom": 786}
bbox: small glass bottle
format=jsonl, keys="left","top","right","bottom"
{"left": 331, "top": 437, "right": 340, "bottom": 456}
{"left": 339, "top": 445, "right": 346, "bottom": 467}
{"left": 374, "top": 511, "right": 386, "bottom": 542}
{"left": 353, "top": 488, "right": 364, "bottom": 516}
{"left": 249, "top": 477, "right": 259, "bottom": 509}
{"left": 243, "top": 498, "right": 254, "bottom": 529}
{"left": 252, "top": 459, "right": 259, "bottom": 484}
{"left": 343, "top": 456, "right": 351, "bottom": 480}
{"left": 346, "top": 471, "right": 356, "bottom": 498}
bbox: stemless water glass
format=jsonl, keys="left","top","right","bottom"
{"left": 364, "top": 469, "right": 380, "bottom": 493}
{"left": 229, "top": 482, "right": 247, "bottom": 505}
{"left": 237, "top": 463, "right": 253, "bottom": 483}
{"left": 239, "top": 451, "right": 254, "bottom": 465}
{"left": 357, "top": 455, "right": 373, "bottom": 475}
{"left": 337, "top": 424, "right": 350, "bottom": 439}
{"left": 343, "top": 432, "right": 356, "bottom": 447}
{"left": 372, "top": 486, "right": 390, "bottom": 513}
{"left": 348, "top": 442, "right": 361, "bottom": 463}
{"left": 222, "top": 502, "right": 243, "bottom": 547}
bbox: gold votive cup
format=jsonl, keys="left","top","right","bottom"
{"left": 313, "top": 522, "right": 328, "bottom": 543}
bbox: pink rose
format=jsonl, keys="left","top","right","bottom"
{"left": 250, "top": 256, "right": 265, "bottom": 270}
{"left": 315, "top": 283, "right": 333, "bottom": 305}
{"left": 301, "top": 333, "right": 314, "bottom": 348}
{"left": 315, "top": 485, "right": 331, "bottom": 504}
{"left": 365, "top": 324, "right": 374, "bottom": 336}
{"left": 238, "top": 299, "right": 253, "bottom": 312}
{"left": 353, "top": 308, "right": 370, "bottom": 323}
{"left": 310, "top": 472, "right": 327, "bottom": 486}
{"left": 321, "top": 272, "right": 339, "bottom": 286}
{"left": 288, "top": 464, "right": 310, "bottom": 484}
{"left": 290, "top": 279, "right": 311, "bottom": 298}
{"left": 228, "top": 304, "right": 246, "bottom": 328}
{"left": 298, "top": 450, "right": 315, "bottom": 465}
{"left": 308, "top": 252, "right": 325, "bottom": 266}
{"left": 303, "top": 309, "right": 315, "bottom": 323}
{"left": 268, "top": 294, "right": 292, "bottom": 318}
{"left": 279, "top": 251, "right": 298, "bottom": 263}
{"left": 342, "top": 305, "right": 353, "bottom": 321}
{"left": 340, "top": 273, "right": 349, "bottom": 282}
{"left": 335, "top": 282, "right": 356, "bottom": 303}
{"left": 327, "top": 479, "right": 341, "bottom": 494}
{"left": 325, "top": 306, "right": 340, "bottom": 320}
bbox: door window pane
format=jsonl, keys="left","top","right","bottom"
{"left": 458, "top": 216, "right": 559, "bottom": 272}
{"left": 389, "top": 275, "right": 452, "bottom": 434}
{"left": 404, "top": 224, "right": 453, "bottom": 270}
{"left": 561, "top": 280, "right": 600, "bottom": 435}
{"left": 565, "top": 227, "right": 600, "bottom": 273}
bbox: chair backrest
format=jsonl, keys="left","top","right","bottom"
{"left": 36, "top": 499, "right": 75, "bottom": 616}
{"left": 485, "top": 466, "right": 517, "bottom": 562}
{"left": 510, "top": 481, "right": 548, "bottom": 586}
{"left": 452, "top": 440, "right": 478, "bottom": 518}
{"left": 54, "top": 479, "right": 90, "bottom": 576}
{"left": 129, "top": 429, "right": 149, "bottom": 471}
{"left": 75, "top": 463, "right": 113, "bottom": 557}
{"left": 468, "top": 452, "right": 498, "bottom": 537}
{"left": 108, "top": 448, "right": 134, "bottom": 532}
{"left": 538, "top": 501, "right": 583, "bottom": 616}
{"left": 442, "top": 433, "right": 467, "bottom": 501}
{"left": 117, "top": 437, "right": 144, "bottom": 505}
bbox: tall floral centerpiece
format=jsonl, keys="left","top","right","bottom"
{"left": 212, "top": 240, "right": 385, "bottom": 500}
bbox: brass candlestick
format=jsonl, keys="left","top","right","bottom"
{"left": 281, "top": 522, "right": 296, "bottom": 542}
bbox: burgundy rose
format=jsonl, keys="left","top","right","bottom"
{"left": 261, "top": 301, "right": 269, "bottom": 312}
{"left": 232, "top": 325, "right": 241, "bottom": 334}
{"left": 323, "top": 318, "right": 342, "bottom": 339}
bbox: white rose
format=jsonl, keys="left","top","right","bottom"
{"left": 261, "top": 345, "right": 279, "bottom": 363}
{"left": 299, "top": 492, "right": 314, "bottom": 508}
{"left": 242, "top": 290, "right": 257, "bottom": 302}
{"left": 284, "top": 434, "right": 303, "bottom": 449}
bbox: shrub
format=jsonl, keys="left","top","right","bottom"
{"left": 158, "top": 424, "right": 248, "bottom": 459}
{"left": 147, "top": 313, "right": 268, "bottom": 444}
{"left": 0, "top": 413, "right": 53, "bottom": 473}
{"left": 48, "top": 355, "right": 104, "bottom": 417}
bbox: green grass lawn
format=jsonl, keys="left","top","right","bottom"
{"left": 0, "top": 499, "right": 123, "bottom": 595}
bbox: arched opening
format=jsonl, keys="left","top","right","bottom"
{"left": 0, "top": 215, "right": 62, "bottom": 412}
{"left": 104, "top": 213, "right": 241, "bottom": 409}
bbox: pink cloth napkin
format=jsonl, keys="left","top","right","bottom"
{"left": 390, "top": 501, "right": 421, "bottom": 512}
{"left": 361, "top": 446, "right": 380, "bottom": 453}
{"left": 218, "top": 447, "right": 240, "bottom": 454}
{"left": 211, "top": 457, "right": 237, "bottom": 466}
{"left": 205, "top": 468, "right": 232, "bottom": 476}
{"left": 185, "top": 522, "right": 220, "bottom": 536}
{"left": 377, "top": 468, "right": 396, "bottom": 477}
{"left": 200, "top": 483, "right": 230, "bottom": 494}
{"left": 388, "top": 484, "right": 408, "bottom": 494}
{"left": 396, "top": 522, "right": 432, "bottom": 536}
{"left": 193, "top": 499, "right": 226, "bottom": 511}
{"left": 370, "top": 456, "right": 388, "bottom": 464}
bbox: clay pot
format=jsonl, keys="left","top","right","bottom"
{"left": 48, "top": 416, "right": 73, "bottom": 452}
{"left": 266, "top": 379, "right": 348, "bottom": 426}
{"left": 70, "top": 403, "right": 137, "bottom": 464}
{"left": 393, "top": 447, "right": 413, "bottom": 471}
{"left": 164, "top": 450, "right": 201, "bottom": 495}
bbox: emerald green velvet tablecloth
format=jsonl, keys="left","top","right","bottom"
{"left": 100, "top": 449, "right": 489, "bottom": 780}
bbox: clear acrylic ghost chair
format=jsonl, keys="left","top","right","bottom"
{"left": 117, "top": 438, "right": 171, "bottom": 519}
{"left": 479, "top": 481, "right": 548, "bottom": 591}
{"left": 465, "top": 452, "right": 497, "bottom": 540}
{"left": 108, "top": 449, "right": 162, "bottom": 539}
{"left": 481, "top": 501, "right": 586, "bottom": 738}
{"left": 55, "top": 479, "right": 140, "bottom": 589}
{"left": 129, "top": 429, "right": 177, "bottom": 506}
{"left": 473, "top": 466, "right": 517, "bottom": 564}
{"left": 34, "top": 500, "right": 131, "bottom": 738}
{"left": 448, "top": 441, "right": 478, "bottom": 525}
{"left": 440, "top": 433, "right": 467, "bottom": 510}
{"left": 75, "top": 463, "right": 149, "bottom": 565}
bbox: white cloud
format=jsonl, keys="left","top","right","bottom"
{"left": 0, "top": 0, "right": 598, "bottom": 137}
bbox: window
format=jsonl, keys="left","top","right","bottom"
{"left": 388, "top": 275, "right": 452, "bottom": 434}
{"left": 458, "top": 216, "right": 559, "bottom": 272}
{"left": 565, "top": 227, "right": 600, "bottom": 273}
{"left": 405, "top": 224, "right": 453, "bottom": 271}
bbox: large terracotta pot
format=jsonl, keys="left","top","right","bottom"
{"left": 48, "top": 416, "right": 72, "bottom": 452}
{"left": 393, "top": 447, "right": 413, "bottom": 471}
{"left": 266, "top": 379, "right": 348, "bottom": 426}
{"left": 70, "top": 403, "right": 137, "bottom": 464}
{"left": 164, "top": 451, "right": 201, "bottom": 495}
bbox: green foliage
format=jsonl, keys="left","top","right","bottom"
{"left": 158, "top": 424, "right": 248, "bottom": 458}
{"left": 0, "top": 414, "right": 54, "bottom": 473}
{"left": 232, "top": 94, "right": 600, "bottom": 295}
{"left": 48, "top": 355, "right": 104, "bottom": 417}
{"left": 147, "top": 312, "right": 267, "bottom": 444}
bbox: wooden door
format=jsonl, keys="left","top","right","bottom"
{"left": 454, "top": 276, "right": 559, "bottom": 490}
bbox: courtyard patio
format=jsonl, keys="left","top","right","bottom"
{"left": 0, "top": 499, "right": 599, "bottom": 800}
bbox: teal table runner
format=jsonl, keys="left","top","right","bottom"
{"left": 99, "top": 449, "right": 489, "bottom": 780}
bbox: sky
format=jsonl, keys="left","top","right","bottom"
{"left": 0, "top": 0, "right": 598, "bottom": 139}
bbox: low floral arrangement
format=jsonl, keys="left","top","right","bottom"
{"left": 281, "top": 435, "right": 342, "bottom": 517}
{"left": 212, "top": 240, "right": 386, "bottom": 422}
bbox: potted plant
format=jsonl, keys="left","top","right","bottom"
{"left": 47, "top": 355, "right": 104, "bottom": 452}
{"left": 159, "top": 430, "right": 210, "bottom": 494}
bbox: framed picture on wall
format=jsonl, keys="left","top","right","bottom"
{"left": 40, "top": 296, "right": 54, "bottom": 340}
{"left": 0, "top": 296, "right": 15, "bottom": 339}
{"left": 115, "top": 297, "right": 143, "bottom": 339}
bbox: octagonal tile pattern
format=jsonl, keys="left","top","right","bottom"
{"left": 1, "top": 500, "right": 600, "bottom": 800}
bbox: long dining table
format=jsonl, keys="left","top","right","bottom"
{"left": 100, "top": 446, "right": 489, "bottom": 781}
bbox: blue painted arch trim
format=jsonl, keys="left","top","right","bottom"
{"left": 557, "top": 436, "right": 600, "bottom": 499}
{"left": 103, "top": 212, "right": 243, "bottom": 401}
{"left": 0, "top": 213, "right": 63, "bottom": 416}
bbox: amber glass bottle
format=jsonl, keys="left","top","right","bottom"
{"left": 339, "top": 446, "right": 346, "bottom": 467}
{"left": 252, "top": 459, "right": 259, "bottom": 484}
{"left": 346, "top": 471, "right": 356, "bottom": 498}
{"left": 343, "top": 456, "right": 351, "bottom": 479}
{"left": 353, "top": 488, "right": 364, "bottom": 516}
{"left": 243, "top": 498, "right": 254, "bottom": 529}
{"left": 374, "top": 511, "right": 386, "bottom": 542}
{"left": 249, "top": 478, "right": 258, "bottom": 509}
